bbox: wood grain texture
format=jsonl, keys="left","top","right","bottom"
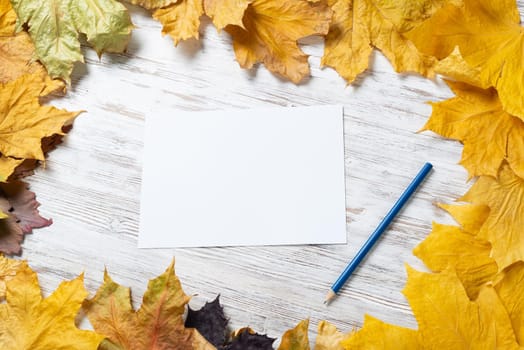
{"left": 21, "top": 2, "right": 524, "bottom": 346}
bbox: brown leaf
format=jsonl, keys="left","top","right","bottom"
{"left": 0, "top": 181, "right": 52, "bottom": 255}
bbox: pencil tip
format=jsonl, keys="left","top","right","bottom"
{"left": 324, "top": 290, "right": 336, "bottom": 305}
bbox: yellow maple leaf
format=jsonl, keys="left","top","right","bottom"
{"left": 0, "top": 74, "right": 79, "bottom": 162}
{"left": 0, "top": 254, "right": 25, "bottom": 300}
{"left": 320, "top": 0, "right": 456, "bottom": 84}
{"left": 225, "top": 0, "right": 332, "bottom": 84}
{"left": 495, "top": 262, "right": 524, "bottom": 346}
{"left": 315, "top": 320, "right": 347, "bottom": 350}
{"left": 461, "top": 163, "right": 524, "bottom": 271}
{"left": 438, "top": 203, "right": 490, "bottom": 234}
{"left": 204, "top": 0, "right": 252, "bottom": 30}
{"left": 434, "top": 48, "right": 483, "bottom": 88}
{"left": 83, "top": 260, "right": 214, "bottom": 350}
{"left": 278, "top": 319, "right": 310, "bottom": 350}
{"left": 406, "top": 0, "right": 524, "bottom": 120}
{"left": 423, "top": 80, "right": 524, "bottom": 179}
{"left": 0, "top": 264, "right": 104, "bottom": 349}
{"left": 403, "top": 266, "right": 519, "bottom": 349}
{"left": 413, "top": 222, "right": 497, "bottom": 299}
{"left": 0, "top": 0, "right": 16, "bottom": 35}
{"left": 341, "top": 314, "right": 419, "bottom": 349}
{"left": 153, "top": 0, "right": 204, "bottom": 46}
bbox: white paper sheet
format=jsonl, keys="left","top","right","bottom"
{"left": 138, "top": 105, "right": 347, "bottom": 248}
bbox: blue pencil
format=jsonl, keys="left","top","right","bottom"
{"left": 324, "top": 162, "right": 433, "bottom": 304}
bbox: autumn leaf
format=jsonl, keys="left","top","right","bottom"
{"left": 0, "top": 0, "right": 50, "bottom": 85}
{"left": 126, "top": 0, "right": 178, "bottom": 9}
{"left": 10, "top": 0, "right": 133, "bottom": 82}
{"left": 413, "top": 203, "right": 497, "bottom": 299}
{"left": 185, "top": 295, "right": 228, "bottom": 347}
{"left": 0, "top": 254, "right": 25, "bottom": 300}
{"left": 320, "top": 0, "right": 456, "bottom": 84}
{"left": 406, "top": 0, "right": 524, "bottom": 120}
{"left": 0, "top": 157, "right": 23, "bottom": 183}
{"left": 1, "top": 181, "right": 52, "bottom": 233}
{"left": 0, "top": 0, "right": 16, "bottom": 35}
{"left": 0, "top": 181, "right": 52, "bottom": 254}
{"left": 413, "top": 222, "right": 497, "bottom": 299}
{"left": 278, "top": 319, "right": 310, "bottom": 350}
{"left": 315, "top": 321, "right": 347, "bottom": 350}
{"left": 0, "top": 32, "right": 47, "bottom": 84}
{"left": 204, "top": 0, "right": 252, "bottom": 30}
{"left": 153, "top": 0, "right": 204, "bottom": 46}
{"left": 341, "top": 314, "right": 419, "bottom": 349}
{"left": 438, "top": 203, "right": 490, "bottom": 234}
{"left": 495, "top": 262, "right": 524, "bottom": 346}
{"left": 225, "top": 0, "right": 332, "bottom": 83}
{"left": 461, "top": 163, "right": 524, "bottom": 271}
{"left": 0, "top": 74, "right": 79, "bottom": 162}
{"left": 434, "top": 48, "right": 483, "bottom": 88}
{"left": 0, "top": 264, "right": 104, "bottom": 349}
{"left": 83, "top": 260, "right": 214, "bottom": 350}
{"left": 403, "top": 266, "right": 519, "bottom": 349}
{"left": 423, "top": 80, "right": 524, "bottom": 179}
{"left": 225, "top": 328, "right": 275, "bottom": 350}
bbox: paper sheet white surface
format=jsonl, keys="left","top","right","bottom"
{"left": 138, "top": 105, "right": 347, "bottom": 248}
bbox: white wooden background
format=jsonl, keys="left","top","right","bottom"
{"left": 21, "top": 2, "right": 523, "bottom": 345}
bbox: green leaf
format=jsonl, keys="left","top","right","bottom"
{"left": 11, "top": 0, "right": 133, "bottom": 82}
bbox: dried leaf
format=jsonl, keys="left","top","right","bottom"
{"left": 0, "top": 0, "right": 16, "bottom": 35}
{"left": 0, "top": 74, "right": 80, "bottom": 162}
{"left": 83, "top": 260, "right": 214, "bottom": 350}
{"left": 204, "top": 0, "right": 252, "bottom": 30}
{"left": 341, "top": 314, "right": 419, "bottom": 349}
{"left": 11, "top": 0, "right": 133, "bottom": 82}
{"left": 0, "top": 21, "right": 48, "bottom": 85}
{"left": 0, "top": 200, "right": 24, "bottom": 254}
{"left": 315, "top": 321, "right": 346, "bottom": 350}
{"left": 423, "top": 81, "right": 524, "bottom": 179}
{"left": 413, "top": 222, "right": 497, "bottom": 299}
{"left": 321, "top": 0, "right": 453, "bottom": 83}
{"left": 153, "top": 0, "right": 204, "bottom": 46}
{"left": 0, "top": 254, "right": 25, "bottom": 300}
{"left": 438, "top": 203, "right": 490, "bottom": 234}
{"left": 225, "top": 0, "right": 332, "bottom": 83}
{"left": 185, "top": 295, "right": 228, "bottom": 347}
{"left": 403, "top": 266, "right": 519, "bottom": 349}
{"left": 225, "top": 328, "right": 275, "bottom": 350}
{"left": 0, "top": 181, "right": 52, "bottom": 254}
{"left": 434, "top": 48, "right": 483, "bottom": 88}
{"left": 0, "top": 0, "right": 57, "bottom": 87}
{"left": 461, "top": 163, "right": 524, "bottom": 271}
{"left": 0, "top": 156, "right": 23, "bottom": 183}
{"left": 495, "top": 262, "right": 524, "bottom": 346}
{"left": 0, "top": 264, "right": 104, "bottom": 349}
{"left": 278, "top": 319, "right": 309, "bottom": 350}
{"left": 126, "top": 0, "right": 178, "bottom": 9}
{"left": 0, "top": 181, "right": 52, "bottom": 233}
{"left": 406, "top": 0, "right": 524, "bottom": 120}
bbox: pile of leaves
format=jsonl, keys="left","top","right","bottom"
{"left": 1, "top": 0, "right": 524, "bottom": 348}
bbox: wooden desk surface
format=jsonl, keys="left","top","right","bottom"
{"left": 24, "top": 3, "right": 513, "bottom": 343}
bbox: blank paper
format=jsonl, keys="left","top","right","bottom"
{"left": 138, "top": 105, "right": 347, "bottom": 248}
